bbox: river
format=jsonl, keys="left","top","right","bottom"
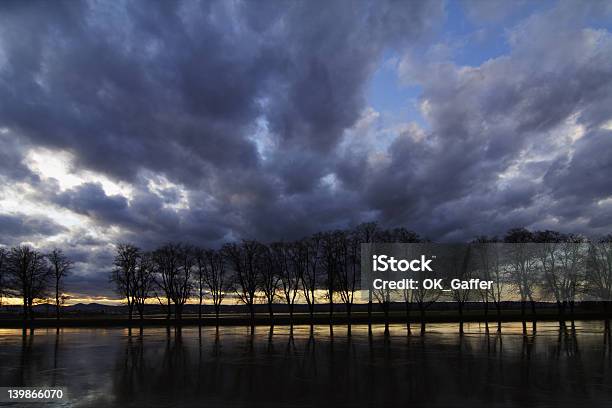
{"left": 1, "top": 321, "right": 611, "bottom": 407}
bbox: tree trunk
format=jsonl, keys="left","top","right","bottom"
{"left": 521, "top": 300, "right": 527, "bottom": 335}
{"left": 569, "top": 300, "right": 576, "bottom": 331}
{"left": 368, "top": 300, "right": 373, "bottom": 335}
{"left": 420, "top": 306, "right": 426, "bottom": 335}
{"left": 604, "top": 301, "right": 610, "bottom": 333}
{"left": 484, "top": 299, "right": 489, "bottom": 334}
{"left": 530, "top": 300, "right": 537, "bottom": 333}
{"left": 22, "top": 297, "right": 28, "bottom": 322}
{"left": 198, "top": 296, "right": 203, "bottom": 322}
{"left": 308, "top": 302, "right": 314, "bottom": 324}
{"left": 267, "top": 302, "right": 274, "bottom": 324}
{"left": 557, "top": 300, "right": 565, "bottom": 330}
{"left": 496, "top": 303, "right": 502, "bottom": 333}
{"left": 347, "top": 303, "right": 352, "bottom": 336}
{"left": 175, "top": 303, "right": 182, "bottom": 322}
{"left": 383, "top": 302, "right": 390, "bottom": 335}
{"left": 55, "top": 279, "right": 60, "bottom": 321}
{"left": 458, "top": 304, "right": 464, "bottom": 336}
{"left": 405, "top": 301, "right": 412, "bottom": 335}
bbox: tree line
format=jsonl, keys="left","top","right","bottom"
{"left": 108, "top": 224, "right": 420, "bottom": 327}
{"left": 0, "top": 246, "right": 72, "bottom": 320}
{"left": 1, "top": 224, "right": 611, "bottom": 336}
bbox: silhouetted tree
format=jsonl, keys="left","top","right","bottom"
{"left": 354, "top": 223, "right": 379, "bottom": 327}
{"left": 336, "top": 232, "right": 360, "bottom": 334}
{"left": 505, "top": 240, "right": 539, "bottom": 335}
{"left": 194, "top": 247, "right": 207, "bottom": 322}
{"left": 585, "top": 239, "right": 612, "bottom": 331}
{"left": 386, "top": 229, "right": 422, "bottom": 334}
{"left": 47, "top": 248, "right": 72, "bottom": 320}
{"left": 538, "top": 234, "right": 585, "bottom": 330}
{"left": 171, "top": 245, "right": 194, "bottom": 321}
{"left": 224, "top": 241, "right": 260, "bottom": 326}
{"left": 152, "top": 243, "right": 182, "bottom": 320}
{"left": 6, "top": 246, "right": 50, "bottom": 321}
{"left": 446, "top": 245, "right": 473, "bottom": 335}
{"left": 473, "top": 238, "right": 505, "bottom": 333}
{"left": 132, "top": 252, "right": 155, "bottom": 321}
{"left": 202, "top": 249, "right": 228, "bottom": 325}
{"left": 294, "top": 236, "right": 320, "bottom": 324}
{"left": 272, "top": 242, "right": 300, "bottom": 326}
{"left": 111, "top": 243, "right": 140, "bottom": 322}
{"left": 373, "top": 284, "right": 391, "bottom": 333}
{"left": 413, "top": 243, "right": 443, "bottom": 334}
{"left": 321, "top": 231, "right": 342, "bottom": 323}
{"left": 0, "top": 247, "right": 7, "bottom": 307}
{"left": 258, "top": 244, "right": 280, "bottom": 322}
{"left": 558, "top": 239, "right": 585, "bottom": 329}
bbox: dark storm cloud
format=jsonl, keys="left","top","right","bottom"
{"left": 0, "top": 213, "right": 66, "bottom": 243}
{"left": 51, "top": 182, "right": 188, "bottom": 242}
{"left": 0, "top": 0, "right": 443, "bottom": 248}
{"left": 0, "top": 0, "right": 441, "bottom": 187}
{"left": 1, "top": 0, "right": 612, "bottom": 301}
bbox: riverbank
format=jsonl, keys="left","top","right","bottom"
{"left": 1, "top": 309, "right": 610, "bottom": 328}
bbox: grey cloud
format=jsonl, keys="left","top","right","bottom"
{"left": 1, "top": 0, "right": 612, "bottom": 300}
{"left": 545, "top": 130, "right": 612, "bottom": 202}
{"left": 0, "top": 213, "right": 66, "bottom": 243}
{"left": 347, "top": 1, "right": 612, "bottom": 239}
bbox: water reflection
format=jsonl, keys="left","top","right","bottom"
{"left": 0, "top": 322, "right": 611, "bottom": 407}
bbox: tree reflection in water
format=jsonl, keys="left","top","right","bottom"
{"left": 0, "top": 322, "right": 611, "bottom": 407}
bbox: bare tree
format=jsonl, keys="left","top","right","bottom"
{"left": 336, "top": 232, "right": 360, "bottom": 335}
{"left": 6, "top": 246, "right": 50, "bottom": 321}
{"left": 585, "top": 239, "right": 612, "bottom": 332}
{"left": 505, "top": 243, "right": 539, "bottom": 334}
{"left": 558, "top": 239, "right": 586, "bottom": 329}
{"left": 152, "top": 243, "right": 182, "bottom": 320}
{"left": 258, "top": 244, "right": 280, "bottom": 322}
{"left": 446, "top": 245, "right": 473, "bottom": 335}
{"left": 202, "top": 249, "right": 228, "bottom": 325}
{"left": 354, "top": 223, "right": 379, "bottom": 326}
{"left": 538, "top": 235, "right": 586, "bottom": 330}
{"left": 224, "top": 241, "right": 260, "bottom": 326}
{"left": 111, "top": 243, "right": 140, "bottom": 322}
{"left": 293, "top": 237, "right": 320, "bottom": 324}
{"left": 171, "top": 245, "right": 194, "bottom": 321}
{"left": 272, "top": 242, "right": 300, "bottom": 326}
{"left": 413, "top": 244, "right": 442, "bottom": 335}
{"left": 373, "top": 280, "right": 392, "bottom": 334}
{"left": 535, "top": 231, "right": 567, "bottom": 330}
{"left": 0, "top": 247, "right": 7, "bottom": 307}
{"left": 473, "top": 240, "right": 506, "bottom": 333}
{"left": 132, "top": 252, "right": 155, "bottom": 321}
{"left": 47, "top": 248, "right": 73, "bottom": 320}
{"left": 321, "top": 231, "right": 342, "bottom": 323}
{"left": 194, "top": 247, "right": 207, "bottom": 322}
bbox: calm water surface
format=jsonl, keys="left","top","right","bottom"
{"left": 1, "top": 322, "right": 612, "bottom": 407}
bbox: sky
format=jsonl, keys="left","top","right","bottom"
{"left": 1, "top": 0, "right": 612, "bottom": 300}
